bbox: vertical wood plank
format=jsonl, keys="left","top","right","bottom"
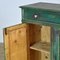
{"left": 9, "top": 27, "right": 28, "bottom": 60}
{"left": 41, "top": 26, "right": 51, "bottom": 43}
{"left": 41, "top": 26, "right": 51, "bottom": 60}
{"left": 4, "top": 29, "right": 10, "bottom": 60}
{"left": 29, "top": 24, "right": 41, "bottom": 60}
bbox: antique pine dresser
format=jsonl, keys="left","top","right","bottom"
{"left": 4, "top": 2, "right": 60, "bottom": 60}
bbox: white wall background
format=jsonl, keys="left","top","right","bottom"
{"left": 0, "top": 0, "right": 60, "bottom": 42}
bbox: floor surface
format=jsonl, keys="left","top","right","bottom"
{"left": 0, "top": 43, "right": 4, "bottom": 60}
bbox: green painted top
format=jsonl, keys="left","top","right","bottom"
{"left": 20, "top": 2, "right": 60, "bottom": 12}
{"left": 19, "top": 2, "right": 60, "bottom": 28}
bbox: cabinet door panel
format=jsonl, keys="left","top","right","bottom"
{"left": 4, "top": 24, "right": 29, "bottom": 60}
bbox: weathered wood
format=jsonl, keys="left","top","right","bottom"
{"left": 41, "top": 52, "right": 50, "bottom": 60}
{"left": 29, "top": 24, "right": 41, "bottom": 60}
{"left": 4, "top": 24, "right": 29, "bottom": 60}
{"left": 20, "top": 2, "right": 60, "bottom": 11}
{"left": 4, "top": 23, "right": 51, "bottom": 60}
{"left": 29, "top": 25, "right": 51, "bottom": 60}
{"left": 41, "top": 26, "right": 51, "bottom": 60}
{"left": 30, "top": 41, "right": 50, "bottom": 54}
{"left": 41, "top": 26, "right": 51, "bottom": 43}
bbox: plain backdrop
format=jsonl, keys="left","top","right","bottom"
{"left": 0, "top": 0, "right": 60, "bottom": 42}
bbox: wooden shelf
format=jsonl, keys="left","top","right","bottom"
{"left": 30, "top": 41, "right": 50, "bottom": 54}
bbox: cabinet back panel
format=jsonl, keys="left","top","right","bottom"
{"left": 41, "top": 26, "right": 51, "bottom": 43}
{"left": 29, "top": 24, "right": 51, "bottom": 60}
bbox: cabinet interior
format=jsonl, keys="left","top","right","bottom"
{"left": 28, "top": 24, "right": 51, "bottom": 60}
{"left": 4, "top": 23, "right": 51, "bottom": 60}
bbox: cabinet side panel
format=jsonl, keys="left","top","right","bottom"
{"left": 4, "top": 28, "right": 10, "bottom": 60}
{"left": 29, "top": 24, "right": 41, "bottom": 60}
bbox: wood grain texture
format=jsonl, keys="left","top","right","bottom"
{"left": 41, "top": 26, "right": 51, "bottom": 60}
{"left": 29, "top": 24, "right": 41, "bottom": 60}
{"left": 29, "top": 25, "right": 51, "bottom": 60}
{"left": 4, "top": 24, "right": 29, "bottom": 60}
{"left": 41, "top": 26, "right": 51, "bottom": 43}
{"left": 30, "top": 41, "right": 50, "bottom": 54}
{"left": 41, "top": 52, "right": 50, "bottom": 60}
{"left": 4, "top": 23, "right": 51, "bottom": 60}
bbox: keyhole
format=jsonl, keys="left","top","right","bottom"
{"left": 45, "top": 56, "right": 48, "bottom": 59}
{"left": 39, "top": 29, "right": 41, "bottom": 32}
{"left": 19, "top": 30, "right": 21, "bottom": 33}
{"left": 14, "top": 40, "right": 17, "bottom": 43}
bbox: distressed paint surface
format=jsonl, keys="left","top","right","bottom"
{"left": 22, "top": 8, "right": 60, "bottom": 24}
{"left": 21, "top": 6, "right": 60, "bottom": 60}
{"left": 51, "top": 29, "right": 59, "bottom": 60}
{"left": 21, "top": 7, "right": 60, "bottom": 60}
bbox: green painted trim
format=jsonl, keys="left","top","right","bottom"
{"left": 20, "top": 6, "right": 60, "bottom": 13}
{"left": 53, "top": 29, "right": 59, "bottom": 60}
{"left": 50, "top": 28, "right": 59, "bottom": 60}
{"left": 21, "top": 8, "right": 60, "bottom": 25}
{"left": 4, "top": 48, "right": 6, "bottom": 60}
{"left": 50, "top": 28, "right": 54, "bottom": 60}
{"left": 59, "top": 34, "right": 60, "bottom": 60}
{"left": 20, "top": 5, "right": 60, "bottom": 60}
{"left": 22, "top": 19, "right": 60, "bottom": 28}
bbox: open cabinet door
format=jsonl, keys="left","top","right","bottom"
{"left": 3, "top": 24, "right": 29, "bottom": 60}
{"left": 4, "top": 23, "right": 51, "bottom": 60}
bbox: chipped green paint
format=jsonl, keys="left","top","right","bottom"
{"left": 20, "top": 3, "right": 60, "bottom": 60}
{"left": 51, "top": 29, "right": 59, "bottom": 60}
{"left": 22, "top": 8, "right": 60, "bottom": 25}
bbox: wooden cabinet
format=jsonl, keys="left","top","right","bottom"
{"left": 4, "top": 2, "right": 60, "bottom": 60}
{"left": 4, "top": 24, "right": 51, "bottom": 60}
{"left": 4, "top": 24, "right": 29, "bottom": 60}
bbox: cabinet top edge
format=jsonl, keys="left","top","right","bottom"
{"left": 19, "top": 2, "right": 60, "bottom": 12}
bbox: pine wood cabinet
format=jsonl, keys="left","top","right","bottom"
{"left": 4, "top": 2, "right": 60, "bottom": 60}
